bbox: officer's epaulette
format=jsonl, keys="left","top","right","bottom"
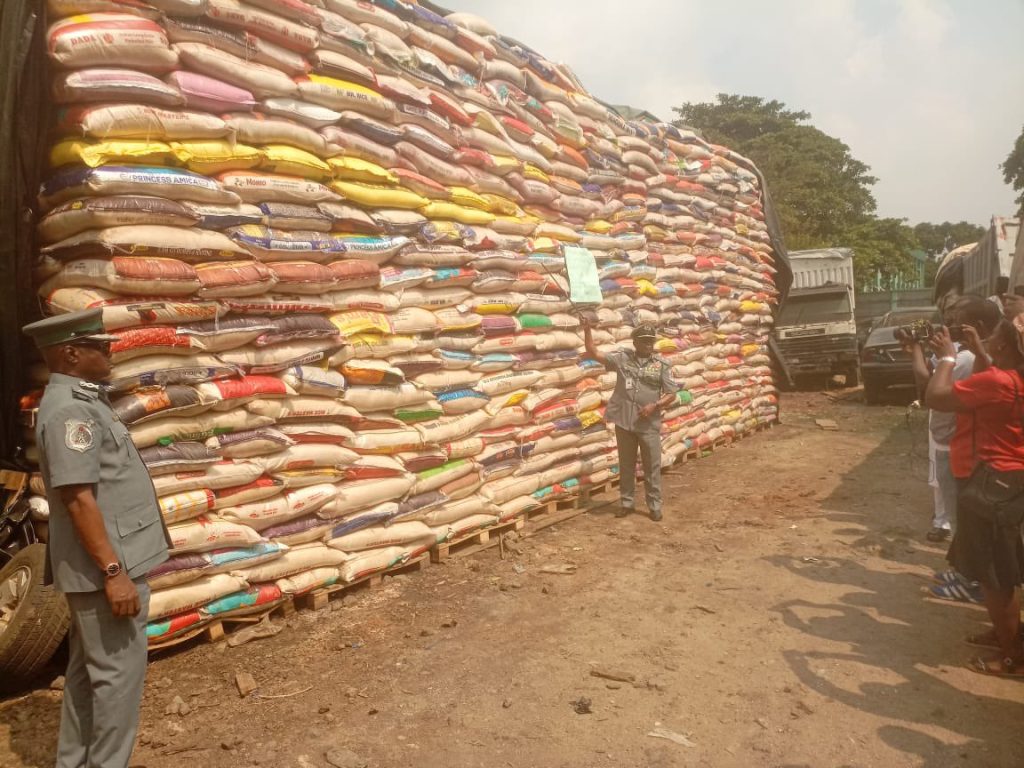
{"left": 72, "top": 381, "right": 101, "bottom": 401}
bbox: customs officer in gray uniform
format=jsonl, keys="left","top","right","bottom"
{"left": 23, "top": 308, "right": 170, "bottom": 768}
{"left": 583, "top": 321, "right": 678, "bottom": 521}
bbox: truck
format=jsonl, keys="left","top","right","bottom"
{"left": 773, "top": 248, "right": 859, "bottom": 386}
{"left": 933, "top": 216, "right": 1020, "bottom": 307}
{"left": 1004, "top": 218, "right": 1024, "bottom": 298}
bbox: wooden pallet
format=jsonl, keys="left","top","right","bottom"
{"left": 296, "top": 554, "right": 431, "bottom": 611}
{"left": 148, "top": 598, "right": 292, "bottom": 653}
{"left": 671, "top": 418, "right": 776, "bottom": 465}
{"left": 518, "top": 479, "right": 620, "bottom": 537}
{"left": 149, "top": 556, "right": 431, "bottom": 651}
{"left": 430, "top": 517, "right": 525, "bottom": 562}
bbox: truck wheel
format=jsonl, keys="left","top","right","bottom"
{"left": 845, "top": 364, "right": 861, "bottom": 387}
{"left": 864, "top": 379, "right": 884, "bottom": 405}
{"left": 0, "top": 544, "right": 69, "bottom": 692}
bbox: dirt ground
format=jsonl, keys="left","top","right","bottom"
{"left": 2, "top": 392, "right": 1023, "bottom": 768}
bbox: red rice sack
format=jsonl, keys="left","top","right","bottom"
{"left": 38, "top": 257, "right": 201, "bottom": 297}
{"left": 195, "top": 261, "right": 278, "bottom": 298}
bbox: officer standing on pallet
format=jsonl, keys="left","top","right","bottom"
{"left": 23, "top": 308, "right": 170, "bottom": 768}
{"left": 582, "top": 319, "right": 677, "bottom": 521}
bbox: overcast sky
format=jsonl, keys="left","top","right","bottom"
{"left": 455, "top": 0, "right": 1024, "bottom": 227}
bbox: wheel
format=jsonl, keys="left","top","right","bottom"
{"left": 864, "top": 378, "right": 884, "bottom": 405}
{"left": 845, "top": 364, "right": 861, "bottom": 387}
{"left": 0, "top": 543, "right": 69, "bottom": 692}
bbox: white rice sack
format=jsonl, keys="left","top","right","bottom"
{"left": 218, "top": 340, "right": 342, "bottom": 374}
{"left": 148, "top": 573, "right": 248, "bottom": 621}
{"left": 130, "top": 411, "right": 273, "bottom": 449}
{"left": 275, "top": 566, "right": 340, "bottom": 595}
{"left": 415, "top": 411, "right": 492, "bottom": 445}
{"left": 151, "top": 459, "right": 264, "bottom": 496}
{"left": 220, "top": 483, "right": 337, "bottom": 531}
{"left": 481, "top": 475, "right": 543, "bottom": 505}
{"left": 475, "top": 370, "right": 544, "bottom": 397}
{"left": 342, "top": 384, "right": 432, "bottom": 411}
{"left": 234, "top": 543, "right": 347, "bottom": 582}
{"left": 319, "top": 476, "right": 415, "bottom": 518}
{"left": 446, "top": 512, "right": 500, "bottom": 539}
{"left": 327, "top": 521, "right": 435, "bottom": 553}
{"left": 256, "top": 444, "right": 359, "bottom": 473}
{"left": 497, "top": 495, "right": 543, "bottom": 521}
{"left": 48, "top": 14, "right": 178, "bottom": 72}
{"left": 417, "top": 495, "right": 498, "bottom": 527}
{"left": 339, "top": 546, "right": 407, "bottom": 583}
{"left": 168, "top": 516, "right": 264, "bottom": 553}
{"left": 344, "top": 427, "right": 424, "bottom": 455}
{"left": 280, "top": 366, "right": 346, "bottom": 397}
{"left": 42, "top": 224, "right": 249, "bottom": 264}
{"left": 246, "top": 396, "right": 360, "bottom": 423}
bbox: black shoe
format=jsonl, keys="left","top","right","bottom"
{"left": 649, "top": 510, "right": 663, "bottom": 522}
{"left": 926, "top": 527, "right": 950, "bottom": 543}
{"left": 616, "top": 506, "right": 634, "bottom": 518}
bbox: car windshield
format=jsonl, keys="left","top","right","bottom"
{"left": 876, "top": 309, "right": 940, "bottom": 328}
{"left": 778, "top": 291, "right": 851, "bottom": 325}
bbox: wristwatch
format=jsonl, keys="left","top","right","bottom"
{"left": 103, "top": 561, "right": 122, "bottom": 579}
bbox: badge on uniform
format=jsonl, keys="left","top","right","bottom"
{"left": 65, "top": 419, "right": 97, "bottom": 452}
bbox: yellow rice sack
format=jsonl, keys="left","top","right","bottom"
{"left": 50, "top": 139, "right": 173, "bottom": 168}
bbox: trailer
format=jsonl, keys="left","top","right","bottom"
{"left": 933, "top": 216, "right": 1020, "bottom": 307}
{"left": 773, "top": 248, "right": 859, "bottom": 385}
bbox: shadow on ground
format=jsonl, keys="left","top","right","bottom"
{"left": 765, "top": 414, "right": 1024, "bottom": 767}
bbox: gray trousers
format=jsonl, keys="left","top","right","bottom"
{"left": 615, "top": 426, "right": 662, "bottom": 514}
{"left": 58, "top": 580, "right": 150, "bottom": 768}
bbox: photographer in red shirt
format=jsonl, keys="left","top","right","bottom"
{"left": 926, "top": 318, "right": 1024, "bottom": 676}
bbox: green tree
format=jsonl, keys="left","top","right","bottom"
{"left": 674, "top": 94, "right": 809, "bottom": 146}
{"left": 1001, "top": 124, "right": 1024, "bottom": 213}
{"left": 742, "top": 125, "right": 877, "bottom": 250}
{"left": 844, "top": 218, "right": 921, "bottom": 290}
{"left": 912, "top": 221, "right": 985, "bottom": 257}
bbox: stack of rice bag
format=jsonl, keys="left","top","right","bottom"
{"left": 23, "top": 0, "right": 780, "bottom": 646}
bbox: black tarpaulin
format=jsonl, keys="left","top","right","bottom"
{"left": 0, "top": 0, "right": 49, "bottom": 463}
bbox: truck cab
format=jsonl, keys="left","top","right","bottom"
{"left": 774, "top": 248, "right": 859, "bottom": 386}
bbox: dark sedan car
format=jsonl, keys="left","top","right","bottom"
{"left": 861, "top": 307, "right": 942, "bottom": 404}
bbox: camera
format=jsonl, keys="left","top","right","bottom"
{"left": 895, "top": 320, "right": 935, "bottom": 344}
